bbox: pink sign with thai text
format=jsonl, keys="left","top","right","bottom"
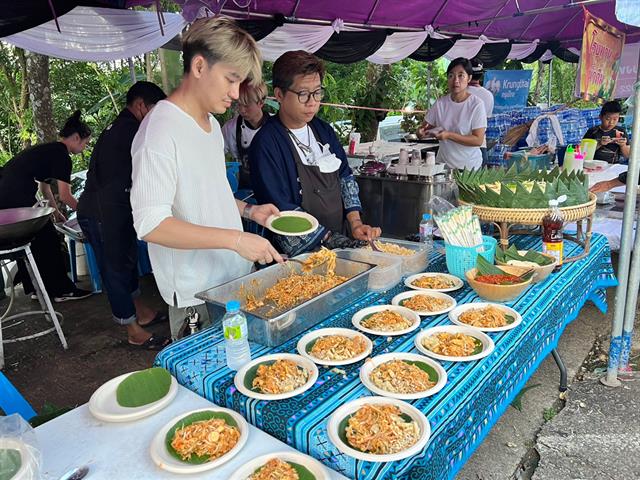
{"left": 614, "top": 42, "right": 640, "bottom": 99}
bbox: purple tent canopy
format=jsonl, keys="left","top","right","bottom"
{"left": 127, "top": 0, "right": 639, "bottom": 47}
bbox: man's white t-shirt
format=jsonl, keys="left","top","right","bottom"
{"left": 288, "top": 125, "right": 322, "bottom": 164}
{"left": 426, "top": 94, "right": 487, "bottom": 170}
{"left": 468, "top": 84, "right": 494, "bottom": 149}
{"left": 468, "top": 85, "right": 494, "bottom": 117}
{"left": 131, "top": 100, "right": 252, "bottom": 308}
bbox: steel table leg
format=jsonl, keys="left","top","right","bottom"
{"left": 551, "top": 348, "right": 567, "bottom": 392}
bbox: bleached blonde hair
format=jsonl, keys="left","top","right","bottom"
{"left": 182, "top": 17, "right": 262, "bottom": 85}
{"left": 238, "top": 80, "right": 267, "bottom": 105}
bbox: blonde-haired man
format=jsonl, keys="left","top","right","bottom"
{"left": 222, "top": 80, "right": 269, "bottom": 189}
{"left": 131, "top": 17, "right": 282, "bottom": 339}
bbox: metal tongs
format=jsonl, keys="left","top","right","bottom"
{"left": 282, "top": 252, "right": 330, "bottom": 273}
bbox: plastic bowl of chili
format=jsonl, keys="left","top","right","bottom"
{"left": 465, "top": 265, "right": 532, "bottom": 302}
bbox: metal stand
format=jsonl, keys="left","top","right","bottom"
{"left": 0, "top": 244, "right": 67, "bottom": 369}
{"left": 493, "top": 216, "right": 593, "bottom": 264}
{"left": 551, "top": 348, "right": 568, "bottom": 393}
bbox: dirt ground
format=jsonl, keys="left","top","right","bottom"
{"left": 2, "top": 274, "right": 170, "bottom": 412}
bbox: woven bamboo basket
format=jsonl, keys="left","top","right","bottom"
{"left": 458, "top": 193, "right": 596, "bottom": 264}
{"left": 458, "top": 193, "right": 597, "bottom": 225}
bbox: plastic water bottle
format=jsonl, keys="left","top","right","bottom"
{"left": 419, "top": 213, "right": 434, "bottom": 249}
{"left": 222, "top": 300, "right": 251, "bottom": 371}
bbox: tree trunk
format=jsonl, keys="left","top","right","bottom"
{"left": 145, "top": 52, "right": 153, "bottom": 81}
{"left": 532, "top": 61, "right": 545, "bottom": 105}
{"left": 158, "top": 48, "right": 170, "bottom": 93}
{"left": 26, "top": 51, "right": 57, "bottom": 142}
{"left": 17, "top": 48, "right": 30, "bottom": 149}
{"left": 354, "top": 63, "right": 385, "bottom": 142}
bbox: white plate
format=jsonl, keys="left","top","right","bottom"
{"left": 391, "top": 291, "right": 457, "bottom": 316}
{"left": 266, "top": 211, "right": 319, "bottom": 236}
{"left": 404, "top": 272, "right": 463, "bottom": 292}
{"left": 584, "top": 159, "right": 608, "bottom": 170}
{"left": 0, "top": 438, "right": 37, "bottom": 480}
{"left": 414, "top": 325, "right": 495, "bottom": 362}
{"left": 449, "top": 302, "right": 522, "bottom": 332}
{"left": 359, "top": 352, "right": 447, "bottom": 400}
{"left": 351, "top": 305, "right": 420, "bottom": 336}
{"left": 234, "top": 353, "right": 319, "bottom": 401}
{"left": 150, "top": 407, "right": 248, "bottom": 474}
{"left": 228, "top": 451, "right": 329, "bottom": 480}
{"left": 297, "top": 328, "right": 373, "bottom": 366}
{"left": 88, "top": 370, "right": 178, "bottom": 422}
{"left": 327, "top": 396, "right": 431, "bottom": 463}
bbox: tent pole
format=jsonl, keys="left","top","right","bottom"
{"left": 547, "top": 59, "right": 552, "bottom": 107}
{"left": 618, "top": 46, "right": 640, "bottom": 372}
{"left": 427, "top": 63, "right": 432, "bottom": 104}
{"left": 128, "top": 58, "right": 136, "bottom": 84}
{"left": 603, "top": 47, "right": 640, "bottom": 386}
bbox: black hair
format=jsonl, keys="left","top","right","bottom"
{"left": 59, "top": 110, "right": 91, "bottom": 139}
{"left": 470, "top": 58, "right": 484, "bottom": 81}
{"left": 126, "top": 81, "right": 166, "bottom": 106}
{"left": 447, "top": 57, "right": 474, "bottom": 76}
{"left": 600, "top": 100, "right": 622, "bottom": 116}
{"left": 273, "top": 50, "right": 325, "bottom": 91}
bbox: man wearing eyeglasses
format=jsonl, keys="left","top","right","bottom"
{"left": 249, "top": 50, "right": 381, "bottom": 256}
{"left": 221, "top": 80, "right": 269, "bottom": 189}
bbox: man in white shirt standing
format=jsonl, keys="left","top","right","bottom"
{"left": 131, "top": 17, "right": 283, "bottom": 339}
{"left": 468, "top": 59, "right": 494, "bottom": 165}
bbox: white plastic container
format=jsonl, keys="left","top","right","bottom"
{"left": 366, "top": 237, "right": 430, "bottom": 275}
{"left": 335, "top": 249, "right": 402, "bottom": 292}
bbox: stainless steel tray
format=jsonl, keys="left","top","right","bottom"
{"left": 196, "top": 253, "right": 374, "bottom": 347}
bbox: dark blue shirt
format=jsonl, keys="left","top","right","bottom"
{"left": 249, "top": 115, "right": 362, "bottom": 255}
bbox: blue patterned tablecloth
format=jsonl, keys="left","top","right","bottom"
{"left": 155, "top": 234, "right": 617, "bottom": 480}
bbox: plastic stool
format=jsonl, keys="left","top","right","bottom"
{"left": 67, "top": 239, "right": 102, "bottom": 293}
{"left": 0, "top": 372, "right": 36, "bottom": 420}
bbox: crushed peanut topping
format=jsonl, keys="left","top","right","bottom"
{"left": 310, "top": 334, "right": 368, "bottom": 361}
{"left": 346, "top": 404, "right": 420, "bottom": 454}
{"left": 370, "top": 360, "right": 435, "bottom": 394}
{"left": 361, "top": 310, "right": 413, "bottom": 332}
{"left": 170, "top": 417, "right": 240, "bottom": 462}
{"left": 252, "top": 359, "right": 309, "bottom": 395}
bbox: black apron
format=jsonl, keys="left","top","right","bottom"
{"left": 286, "top": 124, "right": 345, "bottom": 234}
{"left": 235, "top": 113, "right": 268, "bottom": 190}
{"left": 235, "top": 115, "right": 252, "bottom": 189}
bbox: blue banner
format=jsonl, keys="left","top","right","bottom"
{"left": 484, "top": 70, "right": 533, "bottom": 113}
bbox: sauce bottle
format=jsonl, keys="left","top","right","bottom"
{"left": 542, "top": 198, "right": 565, "bottom": 265}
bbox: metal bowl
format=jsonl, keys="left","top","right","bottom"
{"left": 0, "top": 207, "right": 54, "bottom": 250}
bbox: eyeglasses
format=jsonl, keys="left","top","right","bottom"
{"left": 286, "top": 87, "right": 325, "bottom": 104}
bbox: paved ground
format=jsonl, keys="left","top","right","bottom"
{"left": 533, "top": 372, "right": 640, "bottom": 480}
{"left": 457, "top": 288, "right": 617, "bottom": 480}
{"left": 1, "top": 274, "right": 169, "bottom": 411}
{"left": 2, "top": 261, "right": 637, "bottom": 480}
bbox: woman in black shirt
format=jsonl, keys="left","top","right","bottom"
{"left": 0, "top": 111, "right": 93, "bottom": 301}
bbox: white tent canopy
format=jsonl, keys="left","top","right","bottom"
{"left": 3, "top": 6, "right": 186, "bottom": 62}
{"left": 2, "top": 6, "right": 569, "bottom": 65}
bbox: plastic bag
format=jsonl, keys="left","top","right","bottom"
{"left": 0, "top": 414, "right": 41, "bottom": 480}
{"left": 427, "top": 195, "right": 456, "bottom": 216}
